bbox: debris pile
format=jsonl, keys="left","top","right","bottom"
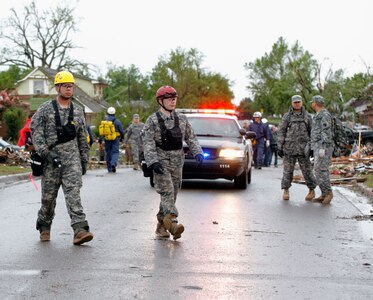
{"left": 293, "top": 155, "right": 373, "bottom": 186}
{"left": 329, "top": 156, "right": 373, "bottom": 185}
{"left": 0, "top": 148, "right": 28, "bottom": 165}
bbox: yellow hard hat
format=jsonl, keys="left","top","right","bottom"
{"left": 54, "top": 71, "right": 75, "bottom": 85}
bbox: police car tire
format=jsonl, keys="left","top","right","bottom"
{"left": 234, "top": 169, "right": 247, "bottom": 189}
{"left": 247, "top": 168, "right": 252, "bottom": 184}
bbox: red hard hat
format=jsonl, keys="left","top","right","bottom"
{"left": 156, "top": 86, "right": 178, "bottom": 100}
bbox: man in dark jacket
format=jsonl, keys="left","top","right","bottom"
{"left": 277, "top": 95, "right": 316, "bottom": 201}
{"left": 248, "top": 112, "right": 270, "bottom": 169}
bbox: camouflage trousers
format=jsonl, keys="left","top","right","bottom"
{"left": 129, "top": 140, "right": 143, "bottom": 164}
{"left": 281, "top": 155, "right": 316, "bottom": 190}
{"left": 37, "top": 158, "right": 88, "bottom": 231}
{"left": 154, "top": 159, "right": 182, "bottom": 223}
{"left": 313, "top": 146, "right": 333, "bottom": 194}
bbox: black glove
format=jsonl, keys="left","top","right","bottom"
{"left": 151, "top": 162, "right": 164, "bottom": 174}
{"left": 52, "top": 157, "right": 62, "bottom": 168}
{"left": 309, "top": 150, "right": 314, "bottom": 158}
{"left": 195, "top": 154, "right": 204, "bottom": 167}
{"left": 81, "top": 161, "right": 87, "bottom": 175}
{"left": 278, "top": 149, "right": 284, "bottom": 158}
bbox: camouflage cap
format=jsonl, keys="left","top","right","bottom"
{"left": 291, "top": 95, "right": 302, "bottom": 102}
{"left": 311, "top": 95, "right": 325, "bottom": 104}
{"left": 133, "top": 114, "right": 139, "bottom": 118}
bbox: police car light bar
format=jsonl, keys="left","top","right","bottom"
{"left": 176, "top": 108, "right": 236, "bottom": 115}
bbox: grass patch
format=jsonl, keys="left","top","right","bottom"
{"left": 0, "top": 164, "right": 30, "bottom": 176}
{"left": 365, "top": 174, "right": 373, "bottom": 188}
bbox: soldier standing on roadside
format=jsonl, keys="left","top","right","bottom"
{"left": 142, "top": 86, "right": 204, "bottom": 240}
{"left": 277, "top": 95, "right": 316, "bottom": 201}
{"left": 30, "top": 71, "right": 93, "bottom": 245}
{"left": 310, "top": 95, "right": 334, "bottom": 205}
{"left": 124, "top": 114, "right": 144, "bottom": 171}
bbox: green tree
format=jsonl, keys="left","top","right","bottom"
{"left": 0, "top": 66, "right": 29, "bottom": 90}
{"left": 244, "top": 37, "right": 318, "bottom": 115}
{"left": 104, "top": 64, "right": 152, "bottom": 103}
{"left": 2, "top": 107, "right": 26, "bottom": 142}
{"left": 0, "top": 0, "right": 89, "bottom": 73}
{"left": 150, "top": 48, "right": 234, "bottom": 109}
{"left": 103, "top": 64, "right": 154, "bottom": 128}
{"left": 236, "top": 97, "right": 254, "bottom": 119}
{"left": 342, "top": 73, "right": 373, "bottom": 101}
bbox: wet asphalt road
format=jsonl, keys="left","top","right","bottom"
{"left": 0, "top": 165, "right": 372, "bottom": 299}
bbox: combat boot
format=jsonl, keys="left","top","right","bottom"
{"left": 312, "top": 195, "right": 325, "bottom": 203}
{"left": 133, "top": 163, "right": 140, "bottom": 171}
{"left": 322, "top": 192, "right": 334, "bottom": 205}
{"left": 73, "top": 230, "right": 93, "bottom": 245}
{"left": 305, "top": 189, "right": 315, "bottom": 201}
{"left": 155, "top": 222, "right": 170, "bottom": 238}
{"left": 40, "top": 230, "right": 50, "bottom": 242}
{"left": 282, "top": 189, "right": 289, "bottom": 201}
{"left": 163, "top": 214, "right": 184, "bottom": 240}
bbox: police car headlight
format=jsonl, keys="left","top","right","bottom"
{"left": 219, "top": 149, "right": 244, "bottom": 158}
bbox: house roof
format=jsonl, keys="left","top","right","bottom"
{"left": 73, "top": 86, "right": 106, "bottom": 113}
{"left": 17, "top": 67, "right": 107, "bottom": 113}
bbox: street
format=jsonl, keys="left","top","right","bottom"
{"left": 0, "top": 165, "right": 372, "bottom": 299}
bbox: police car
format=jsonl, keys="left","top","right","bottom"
{"left": 179, "top": 109, "right": 256, "bottom": 189}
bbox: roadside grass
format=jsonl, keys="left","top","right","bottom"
{"left": 0, "top": 164, "right": 30, "bottom": 176}
{"left": 365, "top": 174, "right": 373, "bottom": 188}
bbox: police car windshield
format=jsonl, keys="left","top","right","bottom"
{"left": 188, "top": 117, "right": 240, "bottom": 138}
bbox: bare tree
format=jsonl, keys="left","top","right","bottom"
{"left": 0, "top": 0, "right": 87, "bottom": 71}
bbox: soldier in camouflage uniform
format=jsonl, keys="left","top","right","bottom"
{"left": 124, "top": 114, "right": 144, "bottom": 171}
{"left": 30, "top": 71, "right": 93, "bottom": 245}
{"left": 143, "top": 86, "right": 204, "bottom": 240}
{"left": 310, "top": 95, "right": 334, "bottom": 205}
{"left": 277, "top": 95, "right": 316, "bottom": 201}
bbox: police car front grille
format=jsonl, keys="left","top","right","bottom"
{"left": 184, "top": 147, "right": 218, "bottom": 159}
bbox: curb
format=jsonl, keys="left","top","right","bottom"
{"left": 0, "top": 172, "right": 31, "bottom": 184}
{"left": 356, "top": 182, "right": 373, "bottom": 201}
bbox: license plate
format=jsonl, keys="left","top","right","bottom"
{"left": 220, "top": 164, "right": 230, "bottom": 168}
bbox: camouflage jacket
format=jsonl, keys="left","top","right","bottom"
{"left": 310, "top": 108, "right": 333, "bottom": 150}
{"left": 124, "top": 122, "right": 144, "bottom": 144}
{"left": 277, "top": 106, "right": 312, "bottom": 156}
{"left": 30, "top": 99, "right": 90, "bottom": 163}
{"left": 142, "top": 110, "right": 203, "bottom": 168}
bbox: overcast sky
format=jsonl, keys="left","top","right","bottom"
{"left": 1, "top": 0, "right": 372, "bottom": 104}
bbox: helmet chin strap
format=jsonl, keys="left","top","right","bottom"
{"left": 158, "top": 99, "right": 173, "bottom": 113}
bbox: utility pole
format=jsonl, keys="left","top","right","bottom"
{"left": 128, "top": 74, "right": 131, "bottom": 101}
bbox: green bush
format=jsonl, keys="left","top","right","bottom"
{"left": 2, "top": 107, "right": 26, "bottom": 143}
